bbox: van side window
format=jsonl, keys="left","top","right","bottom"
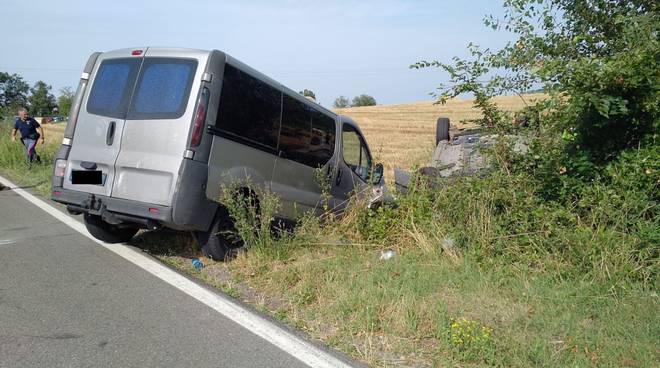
{"left": 280, "top": 95, "right": 336, "bottom": 168}
{"left": 280, "top": 95, "right": 312, "bottom": 164}
{"left": 87, "top": 58, "right": 140, "bottom": 119}
{"left": 342, "top": 124, "right": 372, "bottom": 181}
{"left": 129, "top": 58, "right": 197, "bottom": 119}
{"left": 309, "top": 112, "right": 336, "bottom": 167}
{"left": 216, "top": 64, "right": 281, "bottom": 151}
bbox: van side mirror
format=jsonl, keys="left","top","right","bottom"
{"left": 372, "top": 163, "right": 384, "bottom": 185}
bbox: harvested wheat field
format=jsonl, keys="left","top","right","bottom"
{"left": 42, "top": 123, "right": 66, "bottom": 144}
{"left": 333, "top": 93, "right": 545, "bottom": 181}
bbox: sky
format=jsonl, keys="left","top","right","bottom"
{"left": 1, "top": 0, "right": 513, "bottom": 107}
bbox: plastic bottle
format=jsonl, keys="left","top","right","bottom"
{"left": 191, "top": 258, "right": 204, "bottom": 270}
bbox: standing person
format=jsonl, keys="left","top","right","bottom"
{"left": 11, "top": 107, "right": 44, "bottom": 165}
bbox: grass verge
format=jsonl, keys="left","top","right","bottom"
{"left": 1, "top": 120, "right": 656, "bottom": 367}
{"left": 204, "top": 170, "right": 658, "bottom": 367}
{"left": 0, "top": 122, "right": 63, "bottom": 195}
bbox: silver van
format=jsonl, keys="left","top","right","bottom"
{"left": 51, "top": 47, "right": 386, "bottom": 259}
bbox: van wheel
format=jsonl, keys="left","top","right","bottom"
{"left": 83, "top": 213, "right": 139, "bottom": 243}
{"left": 194, "top": 209, "right": 242, "bottom": 261}
{"left": 436, "top": 117, "right": 450, "bottom": 145}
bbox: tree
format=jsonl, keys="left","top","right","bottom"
{"left": 57, "top": 86, "right": 75, "bottom": 116}
{"left": 0, "top": 72, "right": 29, "bottom": 116}
{"left": 351, "top": 94, "right": 377, "bottom": 107}
{"left": 299, "top": 89, "right": 316, "bottom": 100}
{"left": 413, "top": 0, "right": 659, "bottom": 168}
{"left": 28, "top": 81, "right": 56, "bottom": 117}
{"left": 333, "top": 95, "right": 350, "bottom": 108}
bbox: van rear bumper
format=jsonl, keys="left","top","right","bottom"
{"left": 52, "top": 188, "right": 173, "bottom": 226}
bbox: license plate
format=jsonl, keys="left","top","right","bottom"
{"left": 71, "top": 170, "right": 104, "bottom": 185}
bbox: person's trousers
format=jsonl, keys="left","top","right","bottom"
{"left": 22, "top": 138, "right": 38, "bottom": 162}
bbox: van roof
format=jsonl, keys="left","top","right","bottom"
{"left": 99, "top": 47, "right": 339, "bottom": 120}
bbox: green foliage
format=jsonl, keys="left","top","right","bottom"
{"left": 414, "top": 0, "right": 659, "bottom": 167}
{"left": 411, "top": 44, "right": 514, "bottom": 129}
{"left": 57, "top": 86, "right": 74, "bottom": 116}
{"left": 0, "top": 72, "right": 29, "bottom": 117}
{"left": 351, "top": 94, "right": 377, "bottom": 107}
{"left": 298, "top": 89, "right": 316, "bottom": 100}
{"left": 407, "top": 0, "right": 659, "bottom": 291}
{"left": 332, "top": 95, "right": 350, "bottom": 108}
{"left": 219, "top": 169, "right": 658, "bottom": 365}
{"left": 356, "top": 203, "right": 398, "bottom": 244}
{"left": 28, "top": 81, "right": 56, "bottom": 117}
{"left": 349, "top": 165, "right": 657, "bottom": 288}
{"left": 217, "top": 180, "right": 280, "bottom": 251}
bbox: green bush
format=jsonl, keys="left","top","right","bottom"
{"left": 345, "top": 164, "right": 657, "bottom": 289}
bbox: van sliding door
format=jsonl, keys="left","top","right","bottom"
{"left": 270, "top": 95, "right": 338, "bottom": 218}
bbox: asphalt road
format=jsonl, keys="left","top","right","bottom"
{"left": 0, "top": 186, "right": 354, "bottom": 368}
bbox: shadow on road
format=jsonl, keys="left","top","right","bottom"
{"left": 129, "top": 228, "right": 201, "bottom": 259}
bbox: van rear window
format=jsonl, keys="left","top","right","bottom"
{"left": 86, "top": 57, "right": 197, "bottom": 120}
{"left": 129, "top": 58, "right": 197, "bottom": 119}
{"left": 87, "top": 58, "right": 140, "bottom": 119}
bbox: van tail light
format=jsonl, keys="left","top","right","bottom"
{"left": 54, "top": 159, "right": 67, "bottom": 177}
{"left": 190, "top": 87, "right": 210, "bottom": 148}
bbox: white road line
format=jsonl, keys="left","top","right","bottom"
{"left": 0, "top": 175, "right": 355, "bottom": 368}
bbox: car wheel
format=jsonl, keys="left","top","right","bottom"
{"left": 83, "top": 213, "right": 139, "bottom": 243}
{"left": 436, "top": 117, "right": 450, "bottom": 146}
{"left": 194, "top": 208, "right": 242, "bottom": 261}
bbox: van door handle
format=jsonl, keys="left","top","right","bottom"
{"left": 336, "top": 168, "right": 342, "bottom": 186}
{"left": 106, "top": 121, "right": 116, "bottom": 146}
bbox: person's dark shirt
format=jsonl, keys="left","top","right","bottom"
{"left": 14, "top": 117, "right": 40, "bottom": 139}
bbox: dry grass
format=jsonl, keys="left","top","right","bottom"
{"left": 333, "top": 93, "right": 545, "bottom": 180}
{"left": 42, "top": 123, "right": 65, "bottom": 145}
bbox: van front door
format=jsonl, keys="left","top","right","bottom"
{"left": 331, "top": 121, "right": 373, "bottom": 211}
{"left": 63, "top": 54, "right": 143, "bottom": 197}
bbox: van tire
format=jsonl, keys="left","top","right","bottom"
{"left": 195, "top": 209, "right": 242, "bottom": 261}
{"left": 436, "top": 117, "right": 450, "bottom": 145}
{"left": 83, "top": 213, "right": 139, "bottom": 243}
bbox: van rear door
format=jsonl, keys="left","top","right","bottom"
{"left": 111, "top": 49, "right": 204, "bottom": 206}
{"left": 63, "top": 50, "right": 143, "bottom": 197}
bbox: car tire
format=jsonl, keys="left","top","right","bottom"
{"left": 194, "top": 208, "right": 242, "bottom": 261}
{"left": 83, "top": 213, "right": 139, "bottom": 243}
{"left": 436, "top": 117, "right": 450, "bottom": 146}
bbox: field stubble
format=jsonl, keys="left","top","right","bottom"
{"left": 334, "top": 94, "right": 544, "bottom": 180}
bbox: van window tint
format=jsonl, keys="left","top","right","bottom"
{"left": 280, "top": 95, "right": 312, "bottom": 164}
{"left": 87, "top": 58, "right": 140, "bottom": 119}
{"left": 309, "top": 112, "right": 336, "bottom": 167}
{"left": 342, "top": 124, "right": 371, "bottom": 181}
{"left": 280, "top": 95, "right": 336, "bottom": 168}
{"left": 129, "top": 58, "right": 197, "bottom": 119}
{"left": 216, "top": 64, "right": 281, "bottom": 151}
